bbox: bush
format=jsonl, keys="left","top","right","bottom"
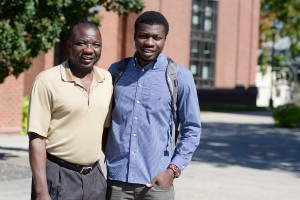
{"left": 273, "top": 104, "right": 300, "bottom": 128}
{"left": 22, "top": 96, "right": 29, "bottom": 134}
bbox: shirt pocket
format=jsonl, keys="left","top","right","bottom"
{"left": 147, "top": 84, "right": 172, "bottom": 110}
{"left": 142, "top": 84, "right": 151, "bottom": 101}
{"left": 151, "top": 84, "right": 164, "bottom": 100}
{"left": 152, "top": 84, "right": 171, "bottom": 101}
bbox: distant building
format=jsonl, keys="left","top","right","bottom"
{"left": 0, "top": 0, "right": 260, "bottom": 134}
{"left": 256, "top": 66, "right": 295, "bottom": 107}
{"left": 257, "top": 36, "right": 300, "bottom": 107}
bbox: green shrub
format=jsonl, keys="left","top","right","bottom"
{"left": 22, "top": 96, "right": 29, "bottom": 134}
{"left": 273, "top": 104, "right": 300, "bottom": 128}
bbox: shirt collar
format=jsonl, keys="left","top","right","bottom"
{"left": 60, "top": 60, "right": 104, "bottom": 83}
{"left": 133, "top": 53, "right": 166, "bottom": 70}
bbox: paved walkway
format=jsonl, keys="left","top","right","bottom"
{"left": 1, "top": 111, "right": 300, "bottom": 200}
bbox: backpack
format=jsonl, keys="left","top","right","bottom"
{"left": 112, "top": 57, "right": 180, "bottom": 151}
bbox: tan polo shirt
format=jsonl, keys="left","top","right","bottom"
{"left": 28, "top": 61, "right": 113, "bottom": 164}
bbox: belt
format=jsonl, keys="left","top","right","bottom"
{"left": 47, "top": 152, "right": 98, "bottom": 175}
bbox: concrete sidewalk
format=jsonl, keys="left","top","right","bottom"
{"left": 1, "top": 111, "right": 300, "bottom": 200}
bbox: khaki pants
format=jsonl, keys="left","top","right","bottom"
{"left": 106, "top": 180, "right": 175, "bottom": 200}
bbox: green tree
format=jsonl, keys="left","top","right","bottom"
{"left": 0, "top": 0, "right": 144, "bottom": 83}
{"left": 259, "top": 0, "right": 300, "bottom": 67}
{"left": 260, "top": 0, "right": 300, "bottom": 105}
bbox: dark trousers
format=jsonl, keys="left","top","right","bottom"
{"left": 106, "top": 180, "right": 174, "bottom": 200}
{"left": 31, "top": 158, "right": 107, "bottom": 200}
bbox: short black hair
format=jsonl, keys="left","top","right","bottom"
{"left": 134, "top": 11, "right": 169, "bottom": 36}
{"left": 70, "top": 21, "right": 99, "bottom": 40}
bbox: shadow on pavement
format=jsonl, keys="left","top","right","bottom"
{"left": 0, "top": 147, "right": 28, "bottom": 160}
{"left": 0, "top": 147, "right": 28, "bottom": 152}
{"left": 192, "top": 122, "right": 300, "bottom": 175}
{"left": 231, "top": 111, "right": 273, "bottom": 117}
{"left": 0, "top": 153, "right": 19, "bottom": 160}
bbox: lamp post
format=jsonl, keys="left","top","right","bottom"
{"left": 269, "top": 25, "right": 278, "bottom": 109}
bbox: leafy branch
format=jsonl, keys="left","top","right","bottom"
{"left": 0, "top": 0, "right": 144, "bottom": 83}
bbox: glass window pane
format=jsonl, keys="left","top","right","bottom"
{"left": 202, "top": 65, "right": 209, "bottom": 79}
{"left": 193, "top": 4, "right": 200, "bottom": 13}
{"left": 190, "top": 0, "right": 218, "bottom": 88}
{"left": 205, "top": 6, "right": 212, "bottom": 17}
{"left": 191, "top": 42, "right": 199, "bottom": 57}
{"left": 204, "top": 19, "right": 212, "bottom": 31}
{"left": 192, "top": 15, "right": 200, "bottom": 25}
{"left": 190, "top": 61, "right": 200, "bottom": 76}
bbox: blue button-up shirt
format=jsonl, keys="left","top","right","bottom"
{"left": 106, "top": 54, "right": 201, "bottom": 184}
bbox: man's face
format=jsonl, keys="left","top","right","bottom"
{"left": 68, "top": 27, "right": 102, "bottom": 71}
{"left": 134, "top": 23, "right": 166, "bottom": 66}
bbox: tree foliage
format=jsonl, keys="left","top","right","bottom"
{"left": 0, "top": 0, "right": 144, "bottom": 83}
{"left": 259, "top": 0, "right": 300, "bottom": 67}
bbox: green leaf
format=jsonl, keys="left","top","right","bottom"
{"left": 0, "top": 0, "right": 144, "bottom": 83}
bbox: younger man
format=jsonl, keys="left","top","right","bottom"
{"left": 105, "top": 11, "right": 202, "bottom": 200}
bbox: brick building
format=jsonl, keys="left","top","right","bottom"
{"left": 0, "top": 0, "right": 260, "bottom": 134}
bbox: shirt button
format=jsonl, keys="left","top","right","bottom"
{"left": 138, "top": 84, "right": 142, "bottom": 87}
{"left": 133, "top": 134, "right": 136, "bottom": 136}
{"left": 142, "top": 69, "right": 145, "bottom": 72}
{"left": 132, "top": 151, "right": 135, "bottom": 154}
{"left": 134, "top": 117, "right": 137, "bottom": 120}
{"left": 137, "top": 100, "right": 140, "bottom": 104}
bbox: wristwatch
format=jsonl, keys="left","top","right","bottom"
{"left": 167, "top": 164, "right": 181, "bottom": 178}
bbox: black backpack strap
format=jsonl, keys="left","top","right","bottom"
{"left": 111, "top": 57, "right": 131, "bottom": 111}
{"left": 112, "top": 57, "right": 131, "bottom": 86}
{"left": 166, "top": 57, "right": 180, "bottom": 151}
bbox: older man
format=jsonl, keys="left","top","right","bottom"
{"left": 28, "top": 22, "right": 112, "bottom": 200}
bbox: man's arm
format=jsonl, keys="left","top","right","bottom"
{"left": 171, "top": 69, "right": 202, "bottom": 169}
{"left": 147, "top": 68, "right": 201, "bottom": 188}
{"left": 28, "top": 132, "right": 51, "bottom": 200}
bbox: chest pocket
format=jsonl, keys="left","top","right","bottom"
{"left": 145, "top": 83, "right": 171, "bottom": 110}
{"left": 151, "top": 84, "right": 170, "bottom": 100}
{"left": 140, "top": 71, "right": 171, "bottom": 106}
{"left": 142, "top": 84, "right": 151, "bottom": 101}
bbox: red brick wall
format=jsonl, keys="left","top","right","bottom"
{"left": 122, "top": 0, "right": 193, "bottom": 68}
{"left": 0, "top": 49, "right": 54, "bottom": 134}
{"left": 0, "top": 74, "right": 24, "bottom": 134}
{"left": 97, "top": 8, "right": 123, "bottom": 69}
{"left": 215, "top": 0, "right": 260, "bottom": 89}
{"left": 159, "top": 0, "right": 192, "bottom": 67}
{"left": 24, "top": 49, "right": 55, "bottom": 96}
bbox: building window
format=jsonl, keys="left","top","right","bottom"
{"left": 190, "top": 0, "right": 218, "bottom": 88}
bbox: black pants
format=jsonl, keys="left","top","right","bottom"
{"left": 31, "top": 158, "right": 107, "bottom": 200}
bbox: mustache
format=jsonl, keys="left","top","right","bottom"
{"left": 141, "top": 45, "right": 154, "bottom": 48}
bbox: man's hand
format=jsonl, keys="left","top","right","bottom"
{"left": 146, "top": 169, "right": 174, "bottom": 188}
